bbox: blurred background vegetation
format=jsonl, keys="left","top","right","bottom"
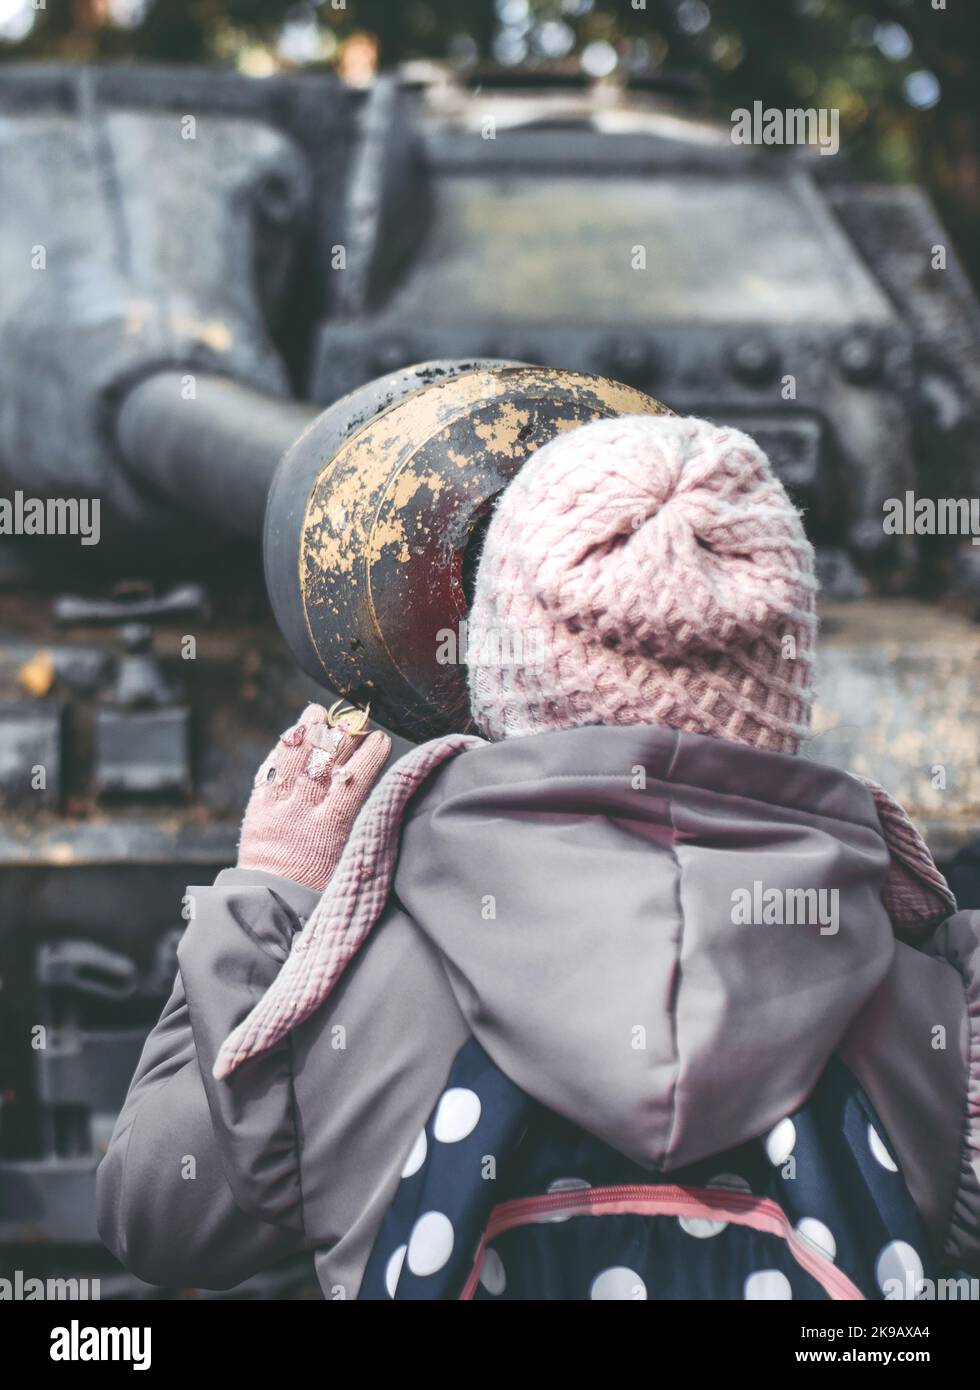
{"left": 1, "top": 0, "right": 977, "bottom": 281}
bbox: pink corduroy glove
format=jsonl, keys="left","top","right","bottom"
{"left": 237, "top": 703, "right": 391, "bottom": 892}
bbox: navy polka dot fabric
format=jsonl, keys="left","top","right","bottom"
{"left": 359, "top": 1040, "right": 935, "bottom": 1301}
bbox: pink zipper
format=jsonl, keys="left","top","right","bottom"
{"left": 459, "top": 1183, "right": 864, "bottom": 1301}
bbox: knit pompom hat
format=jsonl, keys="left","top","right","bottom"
{"left": 466, "top": 414, "right": 819, "bottom": 754}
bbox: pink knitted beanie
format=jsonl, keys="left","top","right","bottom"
{"left": 466, "top": 414, "right": 819, "bottom": 754}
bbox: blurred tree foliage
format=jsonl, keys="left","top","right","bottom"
{"left": 2, "top": 0, "right": 977, "bottom": 277}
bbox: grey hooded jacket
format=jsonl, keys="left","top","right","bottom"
{"left": 96, "top": 724, "right": 980, "bottom": 1298}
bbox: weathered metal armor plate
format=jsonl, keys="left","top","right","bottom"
{"left": 271, "top": 363, "right": 669, "bottom": 739}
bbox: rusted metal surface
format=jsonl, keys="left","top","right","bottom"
{"left": 287, "top": 363, "right": 669, "bottom": 740}
{"left": 0, "top": 590, "right": 333, "bottom": 864}
{"left": 810, "top": 599, "right": 980, "bottom": 858}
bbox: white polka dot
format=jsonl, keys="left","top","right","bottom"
{"left": 479, "top": 1247, "right": 506, "bottom": 1296}
{"left": 765, "top": 1118, "right": 797, "bottom": 1166}
{"left": 433, "top": 1088, "right": 482, "bottom": 1143}
{"left": 384, "top": 1245, "right": 406, "bottom": 1298}
{"left": 400, "top": 1129, "right": 427, "bottom": 1178}
{"left": 679, "top": 1214, "right": 728, "bottom": 1238}
{"left": 590, "top": 1266, "right": 648, "bottom": 1300}
{"left": 541, "top": 1176, "right": 592, "bottom": 1222}
{"left": 876, "top": 1240, "right": 923, "bottom": 1297}
{"left": 681, "top": 1174, "right": 752, "bottom": 1235}
{"left": 744, "top": 1269, "right": 793, "bottom": 1300}
{"left": 707, "top": 1172, "right": 752, "bottom": 1194}
{"left": 796, "top": 1218, "right": 837, "bottom": 1260}
{"left": 868, "top": 1124, "right": 899, "bottom": 1172}
{"left": 407, "top": 1211, "right": 455, "bottom": 1277}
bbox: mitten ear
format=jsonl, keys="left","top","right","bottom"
{"left": 856, "top": 775, "right": 957, "bottom": 932}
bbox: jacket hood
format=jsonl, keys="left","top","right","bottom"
{"left": 394, "top": 722, "right": 895, "bottom": 1171}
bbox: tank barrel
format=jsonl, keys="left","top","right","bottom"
{"left": 115, "top": 372, "right": 318, "bottom": 539}
{"left": 262, "top": 362, "right": 669, "bottom": 739}
{"left": 109, "top": 350, "right": 675, "bottom": 742}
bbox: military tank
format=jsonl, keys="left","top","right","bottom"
{"left": 1, "top": 59, "right": 979, "bottom": 1295}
